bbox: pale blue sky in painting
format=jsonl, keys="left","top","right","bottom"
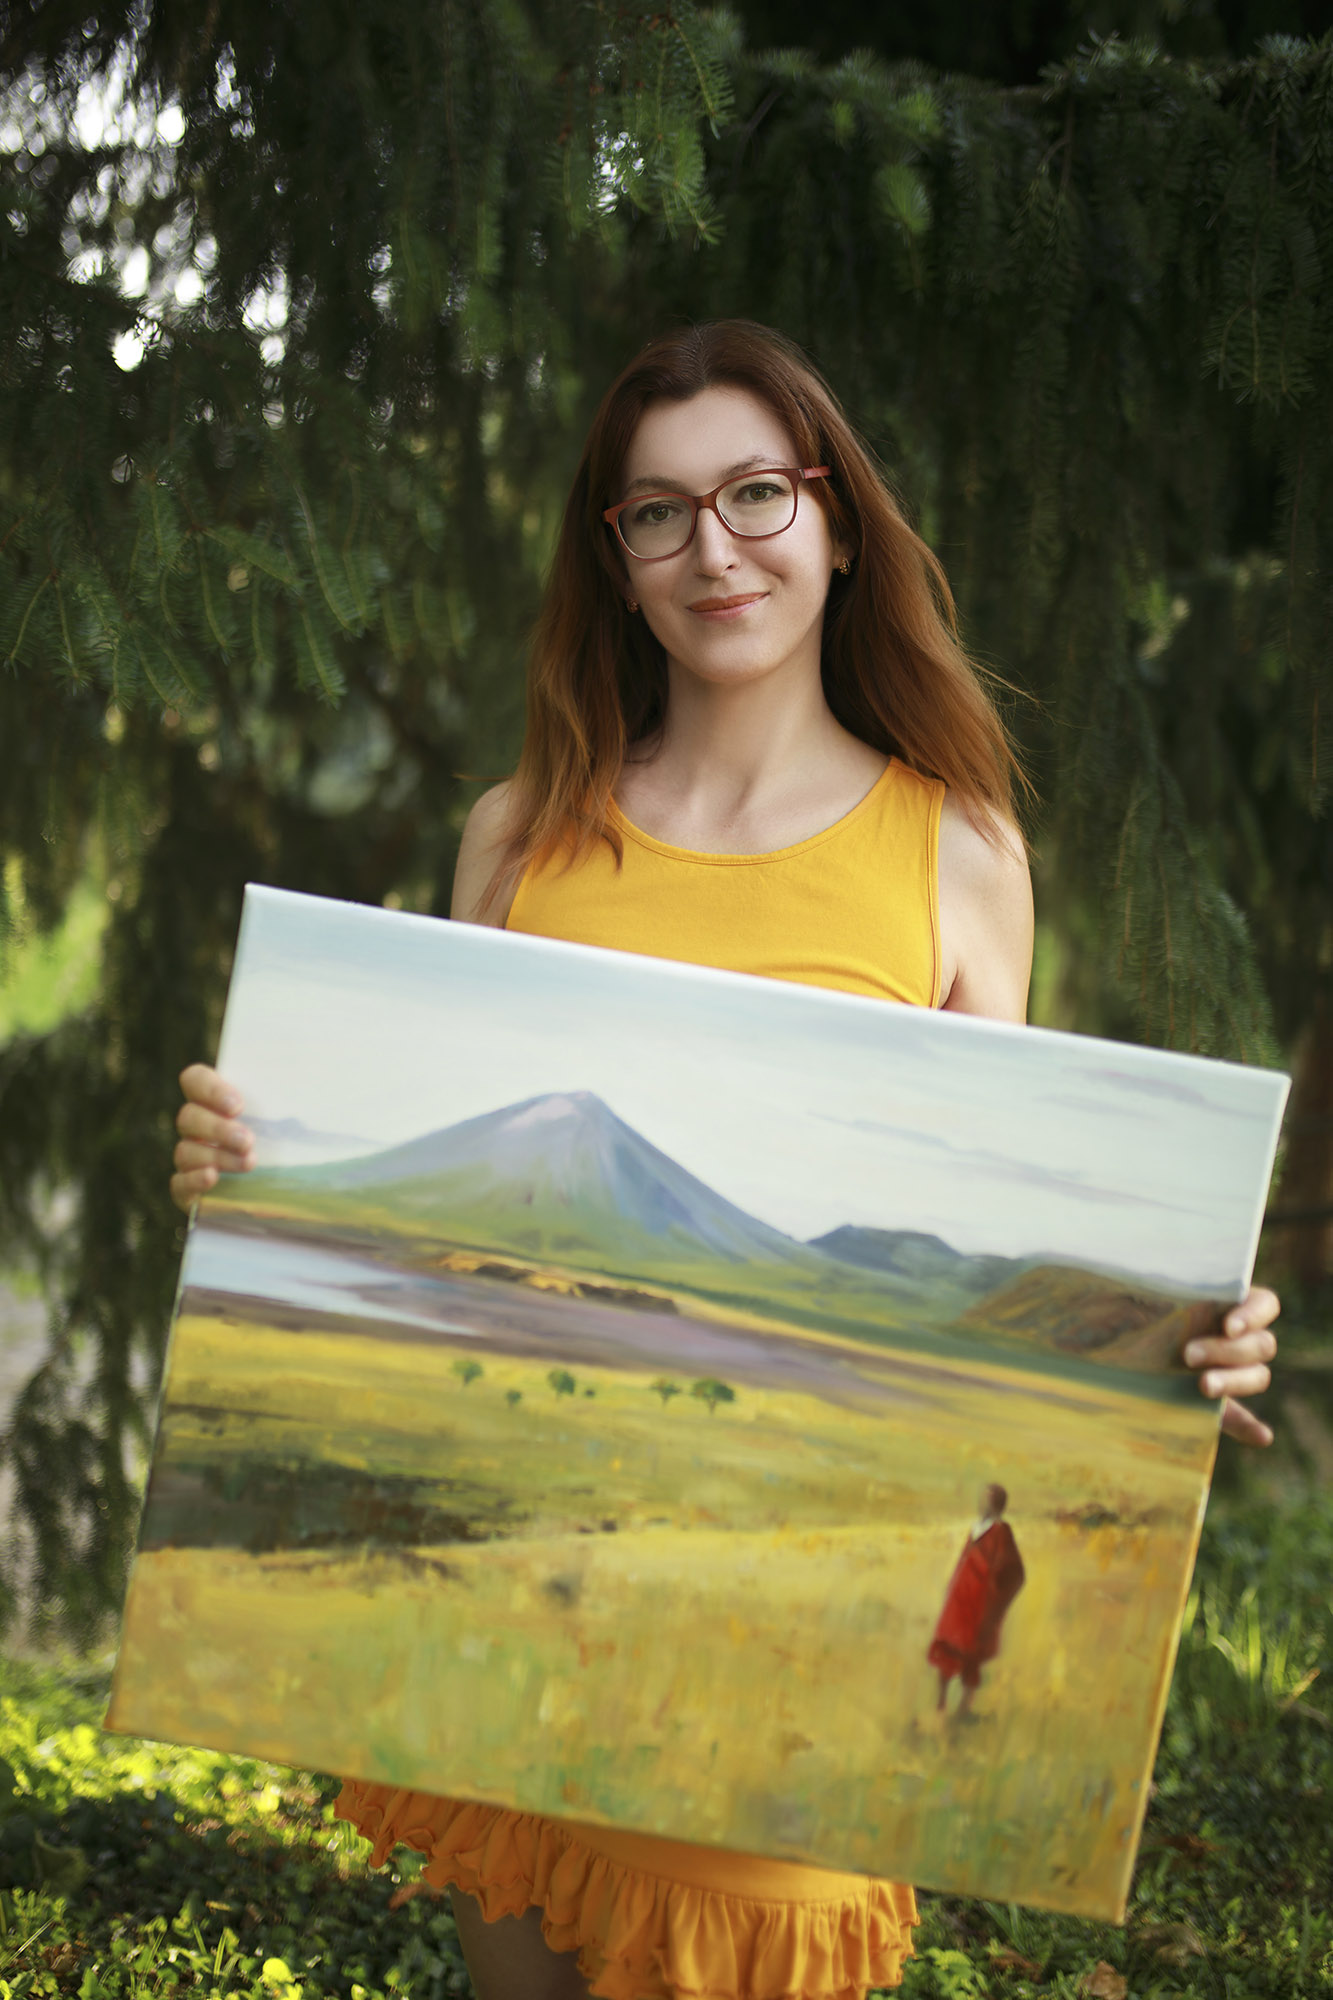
{"left": 215, "top": 887, "right": 1288, "bottom": 1294}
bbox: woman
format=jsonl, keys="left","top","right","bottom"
{"left": 172, "top": 322, "right": 1279, "bottom": 2000}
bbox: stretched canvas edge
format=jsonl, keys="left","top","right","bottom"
{"left": 103, "top": 886, "right": 266, "bottom": 1739}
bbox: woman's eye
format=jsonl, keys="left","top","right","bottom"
{"left": 733, "top": 480, "right": 785, "bottom": 505}
{"left": 632, "top": 498, "right": 686, "bottom": 527}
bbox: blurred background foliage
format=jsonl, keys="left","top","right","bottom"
{"left": 0, "top": 0, "right": 1330, "bottom": 1639}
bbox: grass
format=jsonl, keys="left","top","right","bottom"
{"left": 0, "top": 1656, "right": 466, "bottom": 2000}
{"left": 0, "top": 1479, "right": 1328, "bottom": 1998}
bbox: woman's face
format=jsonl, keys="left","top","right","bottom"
{"left": 614, "top": 385, "right": 843, "bottom": 695}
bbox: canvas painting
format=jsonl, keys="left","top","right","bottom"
{"left": 107, "top": 886, "right": 1288, "bottom": 1919}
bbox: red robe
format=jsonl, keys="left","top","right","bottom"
{"left": 928, "top": 1520, "right": 1025, "bottom": 1689}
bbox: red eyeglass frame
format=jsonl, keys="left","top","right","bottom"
{"left": 603, "top": 466, "right": 832, "bottom": 561}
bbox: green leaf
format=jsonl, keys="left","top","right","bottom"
{"left": 207, "top": 527, "right": 300, "bottom": 592}
{"left": 293, "top": 489, "right": 364, "bottom": 634}
{"left": 294, "top": 605, "right": 345, "bottom": 702}
{"left": 873, "top": 161, "right": 932, "bottom": 237}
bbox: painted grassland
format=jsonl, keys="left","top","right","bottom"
{"left": 109, "top": 1307, "right": 1218, "bottom": 1920}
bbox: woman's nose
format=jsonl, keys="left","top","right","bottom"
{"left": 692, "top": 501, "right": 739, "bottom": 571}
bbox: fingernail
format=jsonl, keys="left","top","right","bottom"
{"left": 1184, "top": 1342, "right": 1205, "bottom": 1367}
{"left": 1225, "top": 1311, "right": 1246, "bottom": 1336}
{"left": 221, "top": 1090, "right": 241, "bottom": 1113}
{"left": 1202, "top": 1372, "right": 1220, "bottom": 1397}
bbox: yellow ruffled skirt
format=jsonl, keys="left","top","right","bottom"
{"left": 335, "top": 1782, "right": 917, "bottom": 1999}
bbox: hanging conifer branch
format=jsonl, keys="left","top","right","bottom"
{"left": 0, "top": 4, "right": 1330, "bottom": 1635}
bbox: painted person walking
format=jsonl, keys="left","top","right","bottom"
{"left": 929, "top": 1483, "right": 1026, "bottom": 1719}
{"left": 170, "top": 321, "right": 1281, "bottom": 2000}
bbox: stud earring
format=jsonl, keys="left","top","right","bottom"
{"left": 626, "top": 597, "right": 639, "bottom": 613}
{"left": 836, "top": 557, "right": 852, "bottom": 577}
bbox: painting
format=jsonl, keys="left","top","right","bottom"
{"left": 106, "top": 885, "right": 1289, "bottom": 1919}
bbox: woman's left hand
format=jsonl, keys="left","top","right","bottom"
{"left": 1184, "top": 1287, "right": 1280, "bottom": 1446}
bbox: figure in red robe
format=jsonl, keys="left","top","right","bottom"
{"left": 928, "top": 1483, "right": 1025, "bottom": 1717}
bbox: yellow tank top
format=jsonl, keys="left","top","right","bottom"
{"left": 507, "top": 755, "right": 944, "bottom": 1008}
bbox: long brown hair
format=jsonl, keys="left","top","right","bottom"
{"left": 498, "top": 319, "right": 1028, "bottom": 893}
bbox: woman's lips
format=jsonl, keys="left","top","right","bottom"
{"left": 687, "top": 593, "right": 767, "bottom": 619}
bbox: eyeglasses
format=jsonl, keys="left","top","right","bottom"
{"left": 603, "top": 465, "right": 831, "bottom": 562}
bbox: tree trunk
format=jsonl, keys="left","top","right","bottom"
{"left": 1267, "top": 981, "right": 1333, "bottom": 1290}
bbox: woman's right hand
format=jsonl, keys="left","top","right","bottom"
{"left": 171, "top": 1065, "right": 256, "bottom": 1212}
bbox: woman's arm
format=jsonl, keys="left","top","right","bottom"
{"left": 450, "top": 780, "right": 519, "bottom": 926}
{"left": 935, "top": 792, "right": 1277, "bottom": 1446}
{"left": 936, "top": 794, "right": 1032, "bottom": 1024}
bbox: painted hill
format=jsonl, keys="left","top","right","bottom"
{"left": 810, "top": 1225, "right": 1025, "bottom": 1297}
{"left": 245, "top": 1114, "right": 376, "bottom": 1154}
{"left": 955, "top": 1263, "right": 1219, "bottom": 1372}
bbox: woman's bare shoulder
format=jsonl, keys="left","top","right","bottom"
{"left": 937, "top": 790, "right": 1029, "bottom": 891}
{"left": 451, "top": 780, "right": 520, "bottom": 925}
{"left": 936, "top": 792, "right": 1033, "bottom": 1023}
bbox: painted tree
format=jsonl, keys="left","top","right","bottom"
{"left": 1, "top": 0, "right": 1329, "bottom": 1636}
{"left": 451, "top": 1359, "right": 483, "bottom": 1389}
{"left": 691, "top": 1379, "right": 736, "bottom": 1417}
{"left": 547, "top": 1369, "right": 577, "bottom": 1402}
{"left": 650, "top": 1378, "right": 682, "bottom": 1409}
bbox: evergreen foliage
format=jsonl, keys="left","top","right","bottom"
{"left": 0, "top": 2, "right": 1329, "bottom": 1633}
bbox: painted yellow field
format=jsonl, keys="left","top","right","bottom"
{"left": 109, "top": 1310, "right": 1218, "bottom": 1917}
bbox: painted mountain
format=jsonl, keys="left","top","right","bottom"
{"left": 232, "top": 1089, "right": 817, "bottom": 1266}
{"left": 209, "top": 1090, "right": 1216, "bottom": 1374}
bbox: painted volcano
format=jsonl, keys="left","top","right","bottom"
{"left": 235, "top": 1089, "right": 820, "bottom": 1274}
